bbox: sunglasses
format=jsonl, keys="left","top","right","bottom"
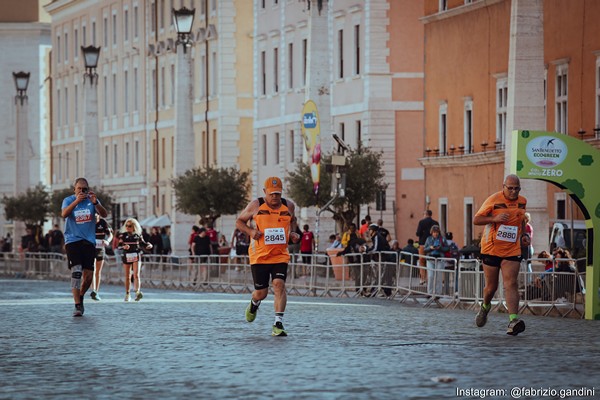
{"left": 126, "top": 224, "right": 133, "bottom": 228}
{"left": 504, "top": 185, "right": 521, "bottom": 191}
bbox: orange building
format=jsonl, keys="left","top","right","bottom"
{"left": 422, "top": 0, "right": 600, "bottom": 253}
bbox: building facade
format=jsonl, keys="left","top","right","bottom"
{"left": 0, "top": 0, "right": 51, "bottom": 241}
{"left": 254, "top": 0, "right": 425, "bottom": 247}
{"left": 422, "top": 0, "right": 600, "bottom": 254}
{"left": 44, "top": 0, "right": 254, "bottom": 252}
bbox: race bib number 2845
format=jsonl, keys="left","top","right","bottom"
{"left": 264, "top": 228, "right": 286, "bottom": 245}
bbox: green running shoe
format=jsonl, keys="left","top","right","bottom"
{"left": 475, "top": 305, "right": 489, "bottom": 327}
{"left": 245, "top": 301, "right": 258, "bottom": 322}
{"left": 272, "top": 321, "right": 287, "bottom": 337}
{"left": 506, "top": 318, "right": 525, "bottom": 336}
{"left": 135, "top": 291, "right": 143, "bottom": 302}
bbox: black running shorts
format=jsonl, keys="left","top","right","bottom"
{"left": 251, "top": 263, "right": 288, "bottom": 290}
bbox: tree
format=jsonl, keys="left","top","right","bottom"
{"left": 287, "top": 147, "right": 387, "bottom": 231}
{"left": 1, "top": 184, "right": 51, "bottom": 227}
{"left": 49, "top": 187, "right": 114, "bottom": 218}
{"left": 172, "top": 166, "right": 251, "bottom": 225}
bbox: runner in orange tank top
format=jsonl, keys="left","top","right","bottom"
{"left": 473, "top": 174, "right": 530, "bottom": 336}
{"left": 236, "top": 176, "right": 300, "bottom": 336}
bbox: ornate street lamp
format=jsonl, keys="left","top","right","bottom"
{"left": 13, "top": 71, "right": 30, "bottom": 105}
{"left": 173, "top": 7, "right": 195, "bottom": 52}
{"left": 81, "top": 45, "right": 101, "bottom": 78}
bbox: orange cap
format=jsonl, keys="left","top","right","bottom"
{"left": 264, "top": 177, "right": 282, "bottom": 194}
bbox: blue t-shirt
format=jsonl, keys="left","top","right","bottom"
{"left": 62, "top": 195, "right": 98, "bottom": 245}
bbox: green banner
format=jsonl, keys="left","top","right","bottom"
{"left": 512, "top": 130, "right": 599, "bottom": 320}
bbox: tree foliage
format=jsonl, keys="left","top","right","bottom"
{"left": 49, "top": 187, "right": 114, "bottom": 218}
{"left": 286, "top": 147, "right": 387, "bottom": 230}
{"left": 1, "top": 184, "right": 52, "bottom": 226}
{"left": 172, "top": 166, "right": 251, "bottom": 225}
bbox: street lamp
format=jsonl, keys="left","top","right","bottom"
{"left": 172, "top": 6, "right": 196, "bottom": 254}
{"left": 173, "top": 7, "right": 195, "bottom": 52}
{"left": 80, "top": 45, "right": 101, "bottom": 183}
{"left": 81, "top": 45, "right": 101, "bottom": 79}
{"left": 13, "top": 71, "right": 30, "bottom": 105}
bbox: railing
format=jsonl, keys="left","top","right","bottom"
{"left": 0, "top": 250, "right": 586, "bottom": 318}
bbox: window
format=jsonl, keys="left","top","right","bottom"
{"left": 112, "top": 73, "right": 117, "bottom": 115}
{"left": 354, "top": 25, "right": 360, "bottom": 75}
{"left": 134, "top": 67, "right": 139, "bottom": 111}
{"left": 103, "top": 76, "right": 108, "bottom": 117}
{"left": 104, "top": 144, "right": 109, "bottom": 175}
{"left": 124, "top": 70, "right": 129, "bottom": 113}
{"left": 112, "top": 13, "right": 117, "bottom": 45}
{"left": 439, "top": 102, "right": 448, "bottom": 155}
{"left": 64, "top": 32, "right": 68, "bottom": 61}
{"left": 151, "top": 2, "right": 156, "bottom": 33}
{"left": 66, "top": 151, "right": 70, "bottom": 179}
{"left": 338, "top": 29, "right": 344, "bottom": 79}
{"left": 103, "top": 17, "right": 108, "bottom": 46}
{"left": 125, "top": 142, "right": 130, "bottom": 173}
{"left": 124, "top": 9, "right": 129, "bottom": 41}
{"left": 74, "top": 29, "right": 78, "bottom": 58}
{"left": 302, "top": 39, "right": 307, "bottom": 86}
{"left": 275, "top": 132, "right": 280, "bottom": 164}
{"left": 58, "top": 152, "right": 62, "bottom": 181}
{"left": 557, "top": 198, "right": 566, "bottom": 220}
{"left": 152, "top": 138, "right": 157, "bottom": 169}
{"left": 555, "top": 64, "right": 568, "bottom": 134}
{"left": 288, "top": 43, "right": 293, "bottom": 89}
{"left": 57, "top": 35, "right": 61, "bottom": 63}
{"left": 211, "top": 51, "right": 217, "bottom": 96}
{"left": 261, "top": 51, "right": 266, "bottom": 95}
{"left": 151, "top": 68, "right": 156, "bottom": 109}
{"left": 74, "top": 84, "right": 78, "bottom": 123}
{"left": 134, "top": 140, "right": 140, "bottom": 172}
{"left": 356, "top": 120, "right": 362, "bottom": 149}
{"left": 339, "top": 122, "right": 345, "bottom": 143}
{"left": 82, "top": 25, "right": 86, "bottom": 46}
{"left": 288, "top": 130, "right": 295, "bottom": 162}
{"left": 134, "top": 6, "right": 139, "bottom": 39}
{"left": 464, "top": 98, "right": 473, "bottom": 154}
{"left": 464, "top": 199, "right": 473, "bottom": 245}
{"left": 162, "top": 137, "right": 166, "bottom": 169}
{"left": 92, "top": 21, "right": 96, "bottom": 45}
{"left": 65, "top": 87, "right": 69, "bottom": 126}
{"left": 161, "top": 66, "right": 166, "bottom": 107}
{"left": 440, "top": 200, "right": 448, "bottom": 234}
{"left": 439, "top": 0, "right": 448, "bottom": 11}
{"left": 57, "top": 89, "right": 61, "bottom": 126}
{"left": 273, "top": 48, "right": 279, "bottom": 93}
{"left": 496, "top": 78, "right": 508, "bottom": 149}
{"left": 201, "top": 131, "right": 207, "bottom": 166}
{"left": 212, "top": 129, "right": 217, "bottom": 164}
{"left": 262, "top": 134, "right": 267, "bottom": 166}
{"left": 170, "top": 64, "right": 175, "bottom": 105}
{"left": 200, "top": 54, "right": 206, "bottom": 97}
{"left": 75, "top": 150, "right": 79, "bottom": 174}
{"left": 113, "top": 143, "right": 118, "bottom": 174}
{"left": 160, "top": 0, "right": 165, "bottom": 30}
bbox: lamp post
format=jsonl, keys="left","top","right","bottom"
{"left": 81, "top": 45, "right": 101, "bottom": 184}
{"left": 13, "top": 71, "right": 31, "bottom": 252}
{"left": 172, "top": 7, "right": 196, "bottom": 254}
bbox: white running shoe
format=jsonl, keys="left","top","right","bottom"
{"left": 124, "top": 293, "right": 131, "bottom": 302}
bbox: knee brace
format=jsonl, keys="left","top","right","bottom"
{"left": 71, "top": 265, "right": 83, "bottom": 289}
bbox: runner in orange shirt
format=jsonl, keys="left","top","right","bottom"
{"left": 236, "top": 177, "right": 300, "bottom": 336}
{"left": 473, "top": 174, "right": 530, "bottom": 336}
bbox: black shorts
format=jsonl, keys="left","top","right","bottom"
{"left": 95, "top": 247, "right": 106, "bottom": 261}
{"left": 236, "top": 244, "right": 249, "bottom": 256}
{"left": 251, "top": 263, "right": 288, "bottom": 290}
{"left": 65, "top": 240, "right": 96, "bottom": 271}
{"left": 301, "top": 251, "right": 312, "bottom": 264}
{"left": 122, "top": 252, "right": 141, "bottom": 265}
{"left": 481, "top": 253, "right": 522, "bottom": 267}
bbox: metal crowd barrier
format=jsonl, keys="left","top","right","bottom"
{"left": 0, "top": 250, "right": 586, "bottom": 318}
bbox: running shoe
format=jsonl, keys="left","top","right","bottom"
{"left": 135, "top": 291, "right": 143, "bottom": 302}
{"left": 506, "top": 318, "right": 526, "bottom": 336}
{"left": 90, "top": 291, "right": 101, "bottom": 301}
{"left": 475, "top": 304, "right": 489, "bottom": 327}
{"left": 272, "top": 321, "right": 288, "bottom": 337}
{"left": 124, "top": 293, "right": 131, "bottom": 302}
{"left": 73, "top": 304, "right": 83, "bottom": 317}
{"left": 79, "top": 295, "right": 85, "bottom": 315}
{"left": 245, "top": 301, "right": 258, "bottom": 322}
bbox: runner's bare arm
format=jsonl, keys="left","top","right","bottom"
{"left": 236, "top": 199, "right": 261, "bottom": 240}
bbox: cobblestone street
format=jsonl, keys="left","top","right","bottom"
{"left": 0, "top": 279, "right": 598, "bottom": 399}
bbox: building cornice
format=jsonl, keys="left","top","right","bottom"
{"left": 419, "top": 150, "right": 505, "bottom": 168}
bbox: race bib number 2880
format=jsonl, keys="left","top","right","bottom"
{"left": 496, "top": 224, "right": 518, "bottom": 243}
{"left": 264, "top": 228, "right": 286, "bottom": 245}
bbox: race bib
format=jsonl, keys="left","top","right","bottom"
{"left": 74, "top": 208, "right": 92, "bottom": 224}
{"left": 496, "top": 225, "right": 518, "bottom": 242}
{"left": 95, "top": 239, "right": 104, "bottom": 249}
{"left": 125, "top": 252, "right": 139, "bottom": 263}
{"left": 264, "top": 227, "right": 286, "bottom": 245}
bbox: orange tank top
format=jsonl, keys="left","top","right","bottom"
{"left": 249, "top": 198, "right": 292, "bottom": 265}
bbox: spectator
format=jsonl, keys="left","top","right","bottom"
{"left": 376, "top": 219, "right": 392, "bottom": 242}
{"left": 327, "top": 234, "right": 343, "bottom": 249}
{"left": 2, "top": 233, "right": 12, "bottom": 252}
{"left": 149, "top": 227, "right": 164, "bottom": 255}
{"left": 206, "top": 222, "right": 219, "bottom": 259}
{"left": 49, "top": 224, "right": 65, "bottom": 254}
{"left": 416, "top": 210, "right": 439, "bottom": 285}
{"left": 423, "top": 225, "right": 448, "bottom": 296}
{"left": 299, "top": 224, "right": 315, "bottom": 277}
{"left": 360, "top": 224, "right": 393, "bottom": 296}
{"left": 359, "top": 215, "right": 372, "bottom": 240}
{"left": 231, "top": 227, "right": 249, "bottom": 267}
{"left": 401, "top": 238, "right": 419, "bottom": 266}
{"left": 192, "top": 227, "right": 212, "bottom": 285}
{"left": 161, "top": 227, "right": 172, "bottom": 255}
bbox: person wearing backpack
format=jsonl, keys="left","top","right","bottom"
{"left": 424, "top": 225, "right": 449, "bottom": 296}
